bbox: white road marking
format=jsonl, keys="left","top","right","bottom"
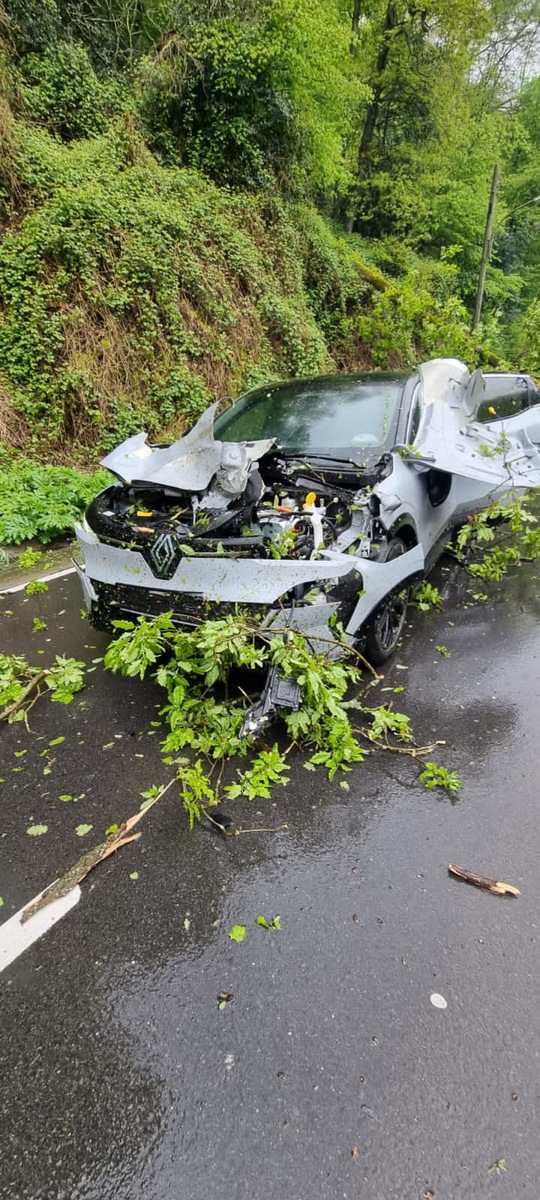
{"left": 0, "top": 566, "right": 77, "bottom": 595}
{"left": 0, "top": 885, "right": 81, "bottom": 972}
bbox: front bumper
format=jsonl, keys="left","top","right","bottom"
{"left": 74, "top": 523, "right": 424, "bottom": 647}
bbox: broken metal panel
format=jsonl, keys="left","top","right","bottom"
{"left": 240, "top": 666, "right": 302, "bottom": 737}
{"left": 71, "top": 556, "right": 98, "bottom": 609}
{"left": 100, "top": 402, "right": 274, "bottom": 493}
{"left": 262, "top": 601, "right": 343, "bottom": 656}
{"left": 345, "top": 545, "right": 425, "bottom": 636}
{"left": 413, "top": 377, "right": 540, "bottom": 492}
{"left": 418, "top": 358, "right": 470, "bottom": 408}
{"left": 485, "top": 407, "right": 540, "bottom": 448}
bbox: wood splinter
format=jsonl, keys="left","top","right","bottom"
{"left": 448, "top": 863, "right": 520, "bottom": 897}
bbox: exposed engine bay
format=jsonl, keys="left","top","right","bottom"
{"left": 85, "top": 457, "right": 381, "bottom": 579}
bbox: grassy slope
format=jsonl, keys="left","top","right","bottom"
{"left": 0, "top": 105, "right": 481, "bottom": 468}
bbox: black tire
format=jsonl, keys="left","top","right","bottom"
{"left": 363, "top": 537, "right": 410, "bottom": 665}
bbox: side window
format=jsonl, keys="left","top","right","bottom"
{"left": 477, "top": 376, "right": 529, "bottom": 422}
{"left": 407, "top": 388, "right": 423, "bottom": 443}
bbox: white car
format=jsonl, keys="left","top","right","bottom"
{"left": 74, "top": 358, "right": 540, "bottom": 682}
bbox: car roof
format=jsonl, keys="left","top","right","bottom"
{"left": 241, "top": 370, "right": 414, "bottom": 400}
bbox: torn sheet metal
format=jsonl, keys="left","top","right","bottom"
{"left": 101, "top": 402, "right": 274, "bottom": 495}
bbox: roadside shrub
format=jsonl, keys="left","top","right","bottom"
{"left": 0, "top": 454, "right": 110, "bottom": 543}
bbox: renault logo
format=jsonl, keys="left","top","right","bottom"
{"left": 148, "top": 531, "right": 183, "bottom": 580}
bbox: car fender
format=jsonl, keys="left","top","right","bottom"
{"left": 345, "top": 543, "right": 424, "bottom": 637}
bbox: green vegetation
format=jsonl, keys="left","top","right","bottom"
{"left": 0, "top": 0, "right": 539, "bottom": 472}
{"left": 456, "top": 494, "right": 540, "bottom": 581}
{"left": 0, "top": 651, "right": 85, "bottom": 720}
{"left": 418, "top": 762, "right": 463, "bottom": 793}
{"left": 103, "top": 610, "right": 423, "bottom": 825}
{"left": 411, "top": 582, "right": 443, "bottom": 610}
{"left": 0, "top": 455, "right": 110, "bottom": 542}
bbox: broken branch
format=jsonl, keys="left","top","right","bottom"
{"left": 0, "top": 671, "right": 46, "bottom": 722}
{"left": 21, "top": 778, "right": 176, "bottom": 923}
{"left": 448, "top": 863, "right": 520, "bottom": 897}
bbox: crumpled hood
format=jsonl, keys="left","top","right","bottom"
{"left": 100, "top": 402, "right": 275, "bottom": 492}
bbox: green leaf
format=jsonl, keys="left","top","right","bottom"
{"left": 105, "top": 823, "right": 118, "bottom": 834}
{"left": 25, "top": 580, "right": 48, "bottom": 596}
{"left": 0, "top": 896, "right": 4, "bottom": 906}
{"left": 129, "top": 871, "right": 139, "bottom": 880}
{"left": 27, "top": 824, "right": 48, "bottom": 836}
{"left": 257, "top": 914, "right": 281, "bottom": 930}
{"left": 75, "top": 823, "right": 93, "bottom": 837}
{"left": 58, "top": 793, "right": 73, "bottom": 802}
{"left": 228, "top": 924, "right": 247, "bottom": 942}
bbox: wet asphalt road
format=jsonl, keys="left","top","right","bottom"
{"left": 1, "top": 560, "right": 540, "bottom": 1200}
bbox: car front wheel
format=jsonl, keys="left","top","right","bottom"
{"left": 363, "top": 537, "right": 410, "bottom": 665}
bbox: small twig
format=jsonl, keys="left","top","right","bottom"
{"left": 448, "top": 863, "right": 520, "bottom": 897}
{"left": 354, "top": 727, "right": 446, "bottom": 757}
{"left": 233, "top": 823, "right": 289, "bottom": 836}
{"left": 23, "top": 685, "right": 45, "bottom": 731}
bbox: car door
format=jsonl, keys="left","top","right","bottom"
{"left": 478, "top": 373, "right": 540, "bottom": 448}
{"left": 407, "top": 364, "right": 540, "bottom": 507}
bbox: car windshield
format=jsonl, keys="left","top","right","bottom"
{"left": 214, "top": 375, "right": 405, "bottom": 453}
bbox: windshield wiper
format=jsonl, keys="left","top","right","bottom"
{"left": 276, "top": 450, "right": 369, "bottom": 470}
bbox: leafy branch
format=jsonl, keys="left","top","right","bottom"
{"left": 103, "top": 612, "right": 454, "bottom": 826}
{"left": 0, "top": 653, "right": 86, "bottom": 723}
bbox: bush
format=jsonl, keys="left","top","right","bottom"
{"left": 22, "top": 43, "right": 123, "bottom": 140}
{"left": 0, "top": 453, "right": 110, "bottom": 543}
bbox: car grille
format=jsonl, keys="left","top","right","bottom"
{"left": 91, "top": 580, "right": 267, "bottom": 627}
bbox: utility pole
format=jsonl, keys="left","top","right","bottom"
{"left": 471, "top": 163, "right": 500, "bottom": 332}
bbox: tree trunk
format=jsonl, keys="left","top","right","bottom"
{"left": 357, "top": 3, "right": 399, "bottom": 176}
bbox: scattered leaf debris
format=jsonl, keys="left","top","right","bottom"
{"left": 256, "top": 914, "right": 282, "bottom": 930}
{"left": 26, "top": 824, "right": 48, "bottom": 837}
{"left": 217, "top": 991, "right": 234, "bottom": 1009}
{"left": 75, "top": 823, "right": 93, "bottom": 838}
{"left": 488, "top": 1158, "right": 507, "bottom": 1175}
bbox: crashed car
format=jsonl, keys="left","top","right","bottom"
{"left": 74, "top": 359, "right": 540, "bottom": 689}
